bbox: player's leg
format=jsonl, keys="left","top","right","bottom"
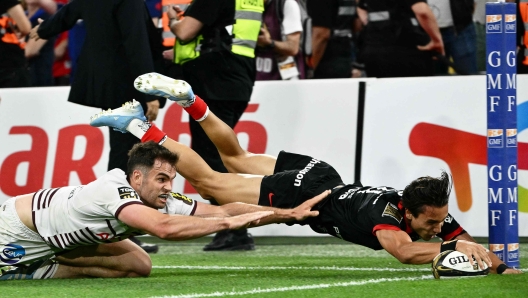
{"left": 52, "top": 239, "right": 152, "bottom": 278}
{"left": 89, "top": 102, "right": 262, "bottom": 205}
{"left": 134, "top": 72, "right": 277, "bottom": 175}
{"left": 0, "top": 240, "right": 150, "bottom": 280}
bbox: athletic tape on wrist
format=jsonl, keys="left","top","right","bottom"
{"left": 184, "top": 95, "right": 209, "bottom": 121}
{"left": 440, "top": 240, "right": 458, "bottom": 252}
{"left": 141, "top": 123, "right": 167, "bottom": 144}
{"left": 496, "top": 263, "right": 510, "bottom": 274}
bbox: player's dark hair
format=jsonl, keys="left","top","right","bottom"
{"left": 126, "top": 141, "right": 178, "bottom": 179}
{"left": 401, "top": 170, "right": 452, "bottom": 217}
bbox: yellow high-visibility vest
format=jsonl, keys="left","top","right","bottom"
{"left": 174, "top": 0, "right": 264, "bottom": 65}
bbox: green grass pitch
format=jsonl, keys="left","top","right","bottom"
{"left": 1, "top": 237, "right": 527, "bottom": 298}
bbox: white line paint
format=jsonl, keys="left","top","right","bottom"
{"left": 152, "top": 265, "right": 430, "bottom": 272}
{"left": 149, "top": 275, "right": 433, "bottom": 298}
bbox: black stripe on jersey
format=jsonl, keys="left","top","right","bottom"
{"left": 51, "top": 235, "right": 63, "bottom": 249}
{"left": 43, "top": 188, "right": 60, "bottom": 208}
{"left": 115, "top": 201, "right": 144, "bottom": 218}
{"left": 59, "top": 234, "right": 68, "bottom": 249}
{"left": 36, "top": 189, "right": 47, "bottom": 210}
{"left": 106, "top": 220, "right": 117, "bottom": 237}
{"left": 79, "top": 229, "right": 98, "bottom": 244}
{"left": 72, "top": 231, "right": 91, "bottom": 245}
{"left": 67, "top": 232, "right": 80, "bottom": 246}
{"left": 86, "top": 227, "right": 111, "bottom": 243}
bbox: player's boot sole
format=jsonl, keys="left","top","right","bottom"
{"left": 134, "top": 73, "right": 195, "bottom": 105}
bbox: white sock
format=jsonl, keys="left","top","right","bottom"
{"left": 126, "top": 119, "right": 151, "bottom": 140}
{"left": 32, "top": 259, "right": 59, "bottom": 279}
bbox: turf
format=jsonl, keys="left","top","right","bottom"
{"left": 1, "top": 238, "right": 526, "bottom": 298}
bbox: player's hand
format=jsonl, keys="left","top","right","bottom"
{"left": 290, "top": 190, "right": 330, "bottom": 221}
{"left": 226, "top": 211, "right": 274, "bottom": 229}
{"left": 455, "top": 240, "right": 492, "bottom": 270}
{"left": 146, "top": 100, "right": 160, "bottom": 122}
{"left": 502, "top": 268, "right": 523, "bottom": 274}
{"left": 29, "top": 18, "right": 44, "bottom": 41}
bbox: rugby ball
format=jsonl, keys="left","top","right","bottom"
{"left": 432, "top": 250, "right": 490, "bottom": 279}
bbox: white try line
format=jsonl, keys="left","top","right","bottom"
{"left": 149, "top": 275, "right": 433, "bottom": 298}
{"left": 152, "top": 265, "right": 430, "bottom": 272}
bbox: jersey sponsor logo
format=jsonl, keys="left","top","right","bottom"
{"left": 505, "top": 14, "right": 516, "bottom": 33}
{"left": 118, "top": 187, "right": 139, "bottom": 200}
{"left": 67, "top": 186, "right": 83, "bottom": 200}
{"left": 268, "top": 192, "right": 274, "bottom": 206}
{"left": 170, "top": 192, "right": 193, "bottom": 205}
{"left": 381, "top": 202, "right": 402, "bottom": 223}
{"left": 333, "top": 226, "right": 342, "bottom": 239}
{"left": 486, "top": 15, "right": 502, "bottom": 34}
{"left": 487, "top": 129, "right": 503, "bottom": 148}
{"left": 338, "top": 188, "right": 359, "bottom": 200}
{"left": 96, "top": 232, "right": 111, "bottom": 240}
{"left": 293, "top": 158, "right": 320, "bottom": 187}
{"left": 0, "top": 244, "right": 26, "bottom": 265}
{"left": 444, "top": 215, "right": 453, "bottom": 224}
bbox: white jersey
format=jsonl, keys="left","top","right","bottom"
{"left": 31, "top": 169, "right": 196, "bottom": 251}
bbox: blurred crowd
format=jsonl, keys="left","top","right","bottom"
{"left": 1, "top": 0, "right": 527, "bottom": 89}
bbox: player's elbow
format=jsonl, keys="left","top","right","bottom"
{"left": 392, "top": 250, "right": 415, "bottom": 264}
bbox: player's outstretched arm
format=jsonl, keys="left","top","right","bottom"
{"left": 118, "top": 204, "right": 273, "bottom": 241}
{"left": 376, "top": 229, "right": 492, "bottom": 268}
{"left": 194, "top": 190, "right": 330, "bottom": 226}
{"left": 455, "top": 233, "right": 523, "bottom": 274}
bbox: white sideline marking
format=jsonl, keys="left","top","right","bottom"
{"left": 152, "top": 265, "right": 430, "bottom": 272}
{"left": 149, "top": 275, "right": 433, "bottom": 298}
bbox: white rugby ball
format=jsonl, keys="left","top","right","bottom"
{"left": 432, "top": 250, "right": 490, "bottom": 279}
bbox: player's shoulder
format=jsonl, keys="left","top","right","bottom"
{"left": 84, "top": 169, "right": 138, "bottom": 201}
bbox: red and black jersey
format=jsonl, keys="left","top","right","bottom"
{"left": 311, "top": 184, "right": 465, "bottom": 250}
{"left": 258, "top": 151, "right": 466, "bottom": 250}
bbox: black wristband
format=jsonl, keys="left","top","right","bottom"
{"left": 497, "top": 263, "right": 510, "bottom": 274}
{"left": 440, "top": 240, "right": 458, "bottom": 252}
{"left": 267, "top": 40, "right": 275, "bottom": 50}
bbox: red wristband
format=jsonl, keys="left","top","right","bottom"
{"left": 184, "top": 95, "right": 208, "bottom": 121}
{"left": 141, "top": 123, "right": 167, "bottom": 144}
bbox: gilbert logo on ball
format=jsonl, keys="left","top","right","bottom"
{"left": 432, "top": 250, "right": 490, "bottom": 279}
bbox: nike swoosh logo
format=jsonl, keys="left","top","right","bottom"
{"left": 268, "top": 193, "right": 274, "bottom": 207}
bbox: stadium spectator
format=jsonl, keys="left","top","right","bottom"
{"left": 255, "top": 0, "right": 305, "bottom": 80}
{"left": 428, "top": 0, "right": 478, "bottom": 75}
{"left": 24, "top": 0, "right": 58, "bottom": 87}
{"left": 0, "top": 139, "right": 326, "bottom": 280}
{"left": 357, "top": 0, "right": 444, "bottom": 78}
{"left": 516, "top": 0, "right": 528, "bottom": 73}
{"left": 0, "top": 0, "right": 31, "bottom": 88}
{"left": 166, "top": 0, "right": 264, "bottom": 251}
{"left": 29, "top": 0, "right": 165, "bottom": 254}
{"left": 306, "top": 0, "right": 358, "bottom": 79}
{"left": 52, "top": 31, "right": 71, "bottom": 86}
{"left": 93, "top": 73, "right": 523, "bottom": 275}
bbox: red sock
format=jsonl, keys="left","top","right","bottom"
{"left": 141, "top": 123, "right": 167, "bottom": 144}
{"left": 185, "top": 95, "right": 209, "bottom": 121}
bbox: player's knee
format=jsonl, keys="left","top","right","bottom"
{"left": 128, "top": 253, "right": 152, "bottom": 277}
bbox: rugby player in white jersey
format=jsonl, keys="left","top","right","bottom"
{"left": 87, "top": 72, "right": 522, "bottom": 275}
{"left": 0, "top": 140, "right": 327, "bottom": 280}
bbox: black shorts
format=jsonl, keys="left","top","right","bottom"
{"left": 258, "top": 151, "right": 344, "bottom": 210}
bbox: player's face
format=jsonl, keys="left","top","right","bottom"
{"left": 136, "top": 159, "right": 176, "bottom": 209}
{"left": 407, "top": 205, "right": 448, "bottom": 241}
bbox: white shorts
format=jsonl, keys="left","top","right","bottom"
{"left": 0, "top": 198, "right": 58, "bottom": 266}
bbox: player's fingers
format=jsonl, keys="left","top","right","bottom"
{"left": 309, "top": 210, "right": 319, "bottom": 217}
